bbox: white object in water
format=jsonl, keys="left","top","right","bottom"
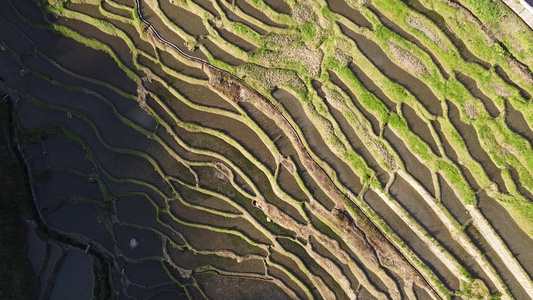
{"left": 129, "top": 238, "right": 139, "bottom": 249}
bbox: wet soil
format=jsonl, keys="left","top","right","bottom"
{"left": 173, "top": 184, "right": 242, "bottom": 214}
{"left": 113, "top": 0, "right": 135, "bottom": 8}
{"left": 140, "top": 56, "right": 238, "bottom": 112}
{"left": 37, "top": 30, "right": 136, "bottom": 94}
{"left": 66, "top": 2, "right": 105, "bottom": 19}
{"left": 169, "top": 198, "right": 272, "bottom": 245}
{"left": 432, "top": 120, "right": 480, "bottom": 191}
{"left": 154, "top": 124, "right": 218, "bottom": 165}
{"left": 147, "top": 84, "right": 277, "bottom": 174}
{"left": 477, "top": 191, "right": 533, "bottom": 279}
{"left": 438, "top": 174, "right": 470, "bottom": 225}
{"left": 504, "top": 99, "right": 533, "bottom": 146}
{"left": 273, "top": 88, "right": 363, "bottom": 195}
{"left": 391, "top": 175, "right": 494, "bottom": 291}
{"left": 413, "top": 283, "right": 433, "bottom": 300}
{"left": 368, "top": 5, "right": 450, "bottom": 79}
{"left": 454, "top": 72, "right": 500, "bottom": 118}
{"left": 326, "top": 103, "right": 390, "bottom": 187}
{"left": 357, "top": 286, "right": 378, "bottom": 299}
{"left": 329, "top": 69, "right": 382, "bottom": 136}
{"left": 508, "top": 166, "right": 533, "bottom": 202}
{"left": 235, "top": 0, "right": 288, "bottom": 28}
{"left": 157, "top": 49, "right": 209, "bottom": 79}
{"left": 268, "top": 263, "right": 309, "bottom": 299}
{"left": 270, "top": 249, "right": 321, "bottom": 299}
{"left": 494, "top": 65, "right": 531, "bottom": 101}
{"left": 466, "top": 225, "right": 530, "bottom": 300}
{"left": 215, "top": 27, "right": 258, "bottom": 52}
{"left": 234, "top": 170, "right": 256, "bottom": 195}
{"left": 300, "top": 169, "right": 336, "bottom": 210}
{"left": 264, "top": 0, "right": 291, "bottom": 15}
{"left": 167, "top": 241, "right": 265, "bottom": 274}
{"left": 401, "top": 103, "right": 440, "bottom": 156}
{"left": 201, "top": 37, "right": 247, "bottom": 66}
{"left": 101, "top": 0, "right": 132, "bottom": 18}
{"left": 139, "top": 0, "right": 208, "bottom": 60}
{"left": 195, "top": 164, "right": 308, "bottom": 226}
{"left": 217, "top": 0, "right": 268, "bottom": 35}
{"left": 106, "top": 16, "right": 157, "bottom": 57}
{"left": 304, "top": 207, "right": 383, "bottom": 292}
{"left": 383, "top": 126, "right": 435, "bottom": 197}
{"left": 326, "top": 0, "right": 372, "bottom": 28}
{"left": 363, "top": 189, "right": 460, "bottom": 291}
{"left": 340, "top": 24, "right": 443, "bottom": 116}
{"left": 238, "top": 102, "right": 335, "bottom": 209}
{"left": 308, "top": 235, "right": 360, "bottom": 291}
{"left": 162, "top": 210, "right": 268, "bottom": 257}
{"left": 339, "top": 65, "right": 396, "bottom": 113}
{"left": 277, "top": 164, "right": 308, "bottom": 202}
{"left": 401, "top": 0, "right": 492, "bottom": 70}
{"left": 278, "top": 236, "right": 349, "bottom": 299}
{"left": 197, "top": 273, "right": 292, "bottom": 300}
{"left": 159, "top": 0, "right": 209, "bottom": 36}
{"left": 447, "top": 101, "right": 507, "bottom": 193}
{"left": 192, "top": 0, "right": 221, "bottom": 17}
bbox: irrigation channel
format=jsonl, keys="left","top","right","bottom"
{"left": 2, "top": 0, "right": 533, "bottom": 299}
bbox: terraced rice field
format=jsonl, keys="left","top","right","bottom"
{"left": 2, "top": 0, "right": 533, "bottom": 299}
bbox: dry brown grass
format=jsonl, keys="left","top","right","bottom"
{"left": 508, "top": 57, "right": 533, "bottom": 85}
{"left": 333, "top": 40, "right": 353, "bottom": 66}
{"left": 292, "top": 4, "right": 315, "bottom": 25}
{"left": 388, "top": 40, "right": 428, "bottom": 76}
{"left": 464, "top": 102, "right": 478, "bottom": 119}
{"left": 405, "top": 14, "right": 448, "bottom": 52}
{"left": 441, "top": 0, "right": 495, "bottom": 46}
{"left": 491, "top": 82, "right": 511, "bottom": 97}
{"left": 261, "top": 34, "right": 323, "bottom": 76}
{"left": 236, "top": 64, "right": 306, "bottom": 92}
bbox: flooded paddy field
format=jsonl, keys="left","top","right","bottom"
{"left": 477, "top": 191, "right": 533, "bottom": 278}
{"left": 273, "top": 88, "right": 363, "bottom": 195}
{"left": 384, "top": 126, "right": 435, "bottom": 196}
{"left": 4, "top": 0, "right": 533, "bottom": 298}
{"left": 326, "top": 0, "right": 372, "bottom": 28}
{"left": 363, "top": 189, "right": 461, "bottom": 292}
{"left": 466, "top": 225, "right": 530, "bottom": 299}
{"left": 454, "top": 72, "right": 501, "bottom": 118}
{"left": 330, "top": 68, "right": 383, "bottom": 135}
{"left": 447, "top": 101, "right": 508, "bottom": 193}
{"left": 401, "top": 103, "right": 440, "bottom": 156}
{"left": 340, "top": 24, "right": 443, "bottom": 116}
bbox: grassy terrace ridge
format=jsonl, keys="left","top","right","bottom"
{"left": 2, "top": 0, "right": 533, "bottom": 298}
